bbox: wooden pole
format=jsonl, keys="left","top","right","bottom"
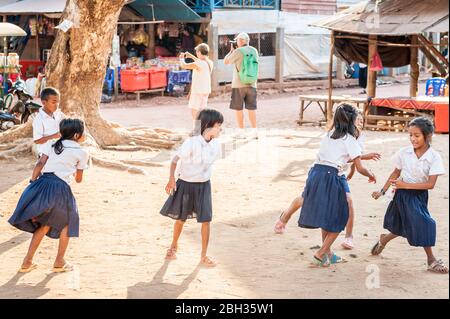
{"left": 208, "top": 24, "right": 219, "bottom": 94}
{"left": 35, "top": 15, "right": 40, "bottom": 60}
{"left": 148, "top": 23, "right": 155, "bottom": 59}
{"left": 410, "top": 35, "right": 419, "bottom": 97}
{"left": 275, "top": 27, "right": 285, "bottom": 84}
{"left": 367, "top": 35, "right": 378, "bottom": 98}
{"left": 327, "top": 31, "right": 335, "bottom": 126}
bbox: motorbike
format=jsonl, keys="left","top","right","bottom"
{"left": 0, "top": 78, "right": 42, "bottom": 131}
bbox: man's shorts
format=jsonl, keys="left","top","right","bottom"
{"left": 188, "top": 93, "right": 209, "bottom": 110}
{"left": 230, "top": 87, "right": 257, "bottom": 111}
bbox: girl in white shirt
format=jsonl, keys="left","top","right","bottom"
{"left": 180, "top": 43, "right": 214, "bottom": 125}
{"left": 297, "top": 104, "right": 376, "bottom": 267}
{"left": 9, "top": 119, "right": 89, "bottom": 274}
{"left": 371, "top": 117, "right": 448, "bottom": 274}
{"left": 274, "top": 110, "right": 381, "bottom": 253}
{"left": 160, "top": 109, "right": 223, "bottom": 268}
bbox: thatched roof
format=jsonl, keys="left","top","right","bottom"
{"left": 312, "top": 0, "right": 449, "bottom": 35}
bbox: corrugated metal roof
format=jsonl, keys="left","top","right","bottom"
{"left": 311, "top": 0, "right": 449, "bottom": 35}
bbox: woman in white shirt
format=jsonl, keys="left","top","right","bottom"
{"left": 160, "top": 109, "right": 223, "bottom": 268}
{"left": 180, "top": 43, "right": 214, "bottom": 127}
{"left": 371, "top": 117, "right": 448, "bottom": 274}
{"left": 297, "top": 104, "right": 376, "bottom": 267}
{"left": 9, "top": 119, "right": 89, "bottom": 274}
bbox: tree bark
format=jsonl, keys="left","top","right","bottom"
{"left": 46, "top": 0, "right": 127, "bottom": 147}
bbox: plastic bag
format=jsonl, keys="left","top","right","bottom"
{"left": 370, "top": 51, "right": 383, "bottom": 72}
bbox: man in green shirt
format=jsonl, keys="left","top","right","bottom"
{"left": 224, "top": 33, "right": 259, "bottom": 138}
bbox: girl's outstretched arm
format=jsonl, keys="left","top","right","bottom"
{"left": 391, "top": 175, "right": 439, "bottom": 191}
{"left": 31, "top": 155, "right": 49, "bottom": 181}
{"left": 347, "top": 163, "right": 356, "bottom": 181}
{"left": 372, "top": 168, "right": 401, "bottom": 199}
{"left": 165, "top": 156, "right": 180, "bottom": 195}
{"left": 354, "top": 157, "right": 376, "bottom": 183}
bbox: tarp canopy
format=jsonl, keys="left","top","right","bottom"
{"left": 0, "top": 0, "right": 201, "bottom": 22}
{"left": 127, "top": 0, "right": 201, "bottom": 22}
{"left": 0, "top": 0, "right": 65, "bottom": 14}
{"left": 312, "top": 0, "right": 449, "bottom": 36}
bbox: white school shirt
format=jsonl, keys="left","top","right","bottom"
{"left": 341, "top": 134, "right": 366, "bottom": 174}
{"left": 393, "top": 146, "right": 445, "bottom": 183}
{"left": 32, "top": 108, "right": 65, "bottom": 155}
{"left": 191, "top": 59, "right": 213, "bottom": 95}
{"left": 175, "top": 135, "right": 222, "bottom": 183}
{"left": 315, "top": 132, "right": 362, "bottom": 174}
{"left": 41, "top": 140, "right": 90, "bottom": 184}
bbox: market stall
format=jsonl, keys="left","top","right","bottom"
{"left": 310, "top": 0, "right": 449, "bottom": 132}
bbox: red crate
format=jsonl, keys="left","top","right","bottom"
{"left": 435, "top": 104, "right": 449, "bottom": 133}
{"left": 147, "top": 68, "right": 167, "bottom": 89}
{"left": 120, "top": 69, "right": 149, "bottom": 92}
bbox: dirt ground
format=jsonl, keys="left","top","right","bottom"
{"left": 0, "top": 82, "right": 448, "bottom": 299}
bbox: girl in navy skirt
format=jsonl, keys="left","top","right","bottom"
{"left": 371, "top": 117, "right": 448, "bottom": 274}
{"left": 8, "top": 119, "right": 89, "bottom": 273}
{"left": 297, "top": 104, "right": 376, "bottom": 267}
{"left": 274, "top": 111, "right": 381, "bottom": 252}
{"left": 160, "top": 109, "right": 223, "bottom": 267}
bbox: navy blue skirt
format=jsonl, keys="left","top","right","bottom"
{"left": 384, "top": 189, "right": 436, "bottom": 247}
{"left": 8, "top": 173, "right": 79, "bottom": 239}
{"left": 298, "top": 164, "right": 349, "bottom": 233}
{"left": 160, "top": 179, "right": 212, "bottom": 223}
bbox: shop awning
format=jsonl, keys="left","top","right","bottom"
{"left": 0, "top": 0, "right": 65, "bottom": 14}
{"left": 127, "top": 0, "right": 201, "bottom": 22}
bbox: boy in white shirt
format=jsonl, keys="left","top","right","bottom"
{"left": 33, "top": 87, "right": 65, "bottom": 156}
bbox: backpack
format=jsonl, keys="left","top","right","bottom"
{"left": 237, "top": 47, "right": 259, "bottom": 85}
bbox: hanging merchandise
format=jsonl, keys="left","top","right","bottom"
{"left": 370, "top": 51, "right": 384, "bottom": 72}
{"left": 168, "top": 23, "right": 179, "bottom": 38}
{"left": 133, "top": 25, "right": 149, "bottom": 46}
{"left": 157, "top": 23, "right": 164, "bottom": 40}
{"left": 29, "top": 18, "right": 37, "bottom": 36}
{"left": 7, "top": 53, "right": 20, "bottom": 74}
{"left": 0, "top": 53, "right": 6, "bottom": 73}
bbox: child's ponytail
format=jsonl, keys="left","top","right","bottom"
{"left": 52, "top": 118, "right": 85, "bottom": 155}
{"left": 53, "top": 138, "right": 65, "bottom": 155}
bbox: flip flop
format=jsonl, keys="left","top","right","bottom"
{"left": 371, "top": 239, "right": 385, "bottom": 256}
{"left": 165, "top": 248, "right": 177, "bottom": 260}
{"left": 52, "top": 263, "right": 74, "bottom": 273}
{"left": 18, "top": 263, "right": 38, "bottom": 273}
{"left": 312, "top": 255, "right": 330, "bottom": 267}
{"left": 328, "top": 252, "right": 346, "bottom": 264}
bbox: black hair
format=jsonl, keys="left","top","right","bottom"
{"left": 329, "top": 103, "right": 358, "bottom": 139}
{"left": 195, "top": 109, "right": 224, "bottom": 135}
{"left": 408, "top": 117, "right": 434, "bottom": 145}
{"left": 40, "top": 87, "right": 60, "bottom": 101}
{"left": 53, "top": 118, "right": 85, "bottom": 155}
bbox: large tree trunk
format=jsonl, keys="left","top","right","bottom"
{"left": 46, "top": 0, "right": 127, "bottom": 147}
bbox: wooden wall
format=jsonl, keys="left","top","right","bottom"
{"left": 281, "top": 0, "right": 337, "bottom": 15}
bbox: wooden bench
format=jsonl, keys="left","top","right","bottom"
{"left": 124, "top": 88, "right": 166, "bottom": 102}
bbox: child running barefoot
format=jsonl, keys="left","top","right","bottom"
{"left": 297, "top": 104, "right": 376, "bottom": 267}
{"left": 371, "top": 117, "right": 448, "bottom": 274}
{"left": 160, "top": 109, "right": 223, "bottom": 268}
{"left": 8, "top": 119, "right": 89, "bottom": 273}
{"left": 275, "top": 111, "right": 381, "bottom": 252}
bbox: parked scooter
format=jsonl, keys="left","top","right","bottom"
{"left": 0, "top": 78, "right": 42, "bottom": 131}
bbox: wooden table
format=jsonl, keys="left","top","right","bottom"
{"left": 124, "top": 88, "right": 165, "bottom": 102}
{"left": 298, "top": 95, "right": 368, "bottom": 126}
{"left": 365, "top": 96, "right": 448, "bottom": 131}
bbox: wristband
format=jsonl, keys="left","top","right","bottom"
{"left": 380, "top": 189, "right": 386, "bottom": 196}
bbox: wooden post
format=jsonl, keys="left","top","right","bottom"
{"left": 208, "top": 24, "right": 219, "bottom": 93}
{"left": 275, "top": 27, "right": 285, "bottom": 84}
{"left": 410, "top": 35, "right": 419, "bottom": 97}
{"left": 35, "top": 15, "right": 40, "bottom": 60}
{"left": 148, "top": 24, "right": 155, "bottom": 59}
{"left": 367, "top": 35, "right": 378, "bottom": 98}
{"left": 327, "top": 31, "right": 335, "bottom": 126}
